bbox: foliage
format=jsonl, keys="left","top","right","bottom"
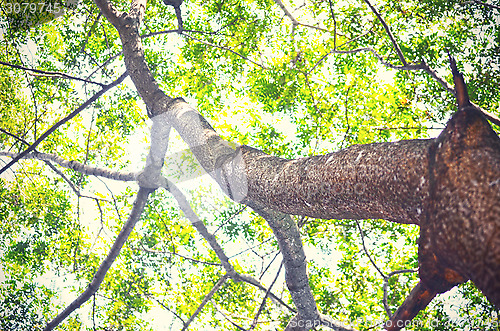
{"left": 0, "top": 0, "right": 499, "bottom": 330}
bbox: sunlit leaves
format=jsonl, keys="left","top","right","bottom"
{"left": 0, "top": 0, "right": 499, "bottom": 329}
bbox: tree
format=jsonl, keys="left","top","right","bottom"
{"left": 0, "top": 0, "right": 499, "bottom": 330}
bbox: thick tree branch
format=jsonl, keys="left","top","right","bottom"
{"left": 156, "top": 176, "right": 305, "bottom": 321}
{"left": 94, "top": 0, "right": 172, "bottom": 117}
{"left": 95, "top": 0, "right": 430, "bottom": 227}
{"left": 95, "top": 2, "right": 500, "bottom": 329}
{"left": 44, "top": 187, "right": 153, "bottom": 331}
{"left": 0, "top": 71, "right": 128, "bottom": 176}
{"left": 92, "top": 0, "right": 123, "bottom": 27}
{"left": 164, "top": 100, "right": 430, "bottom": 224}
{"left": 247, "top": 201, "right": 354, "bottom": 331}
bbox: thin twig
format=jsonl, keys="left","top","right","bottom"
{"left": 327, "top": 0, "right": 337, "bottom": 49}
{"left": 162, "top": 179, "right": 235, "bottom": 275}
{"left": 141, "top": 247, "right": 222, "bottom": 266}
{"left": 0, "top": 128, "right": 81, "bottom": 194}
{"left": 463, "top": 0, "right": 500, "bottom": 10}
{"left": 140, "top": 29, "right": 178, "bottom": 38}
{"left": 43, "top": 161, "right": 80, "bottom": 195}
{"left": 181, "top": 33, "right": 266, "bottom": 69}
{"left": 0, "top": 72, "right": 128, "bottom": 176}
{"left": 272, "top": 0, "right": 332, "bottom": 34}
{"left": 341, "top": 87, "right": 351, "bottom": 148}
{"left": 373, "top": 126, "right": 444, "bottom": 131}
{"left": 86, "top": 51, "right": 122, "bottom": 80}
{"left": 356, "top": 220, "right": 386, "bottom": 278}
{"left": 308, "top": 46, "right": 420, "bottom": 77}
{"left": 0, "top": 60, "right": 106, "bottom": 86}
{"left": 363, "top": 0, "right": 407, "bottom": 66}
{"left": 211, "top": 300, "right": 247, "bottom": 331}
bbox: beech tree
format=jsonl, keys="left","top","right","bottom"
{"left": 0, "top": 0, "right": 499, "bottom": 330}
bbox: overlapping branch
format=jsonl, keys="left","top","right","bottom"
{"left": 44, "top": 187, "right": 153, "bottom": 331}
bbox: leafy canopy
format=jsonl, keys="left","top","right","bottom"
{"left": 0, "top": 0, "right": 499, "bottom": 330}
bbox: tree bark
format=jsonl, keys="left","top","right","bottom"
{"left": 94, "top": 0, "right": 500, "bottom": 328}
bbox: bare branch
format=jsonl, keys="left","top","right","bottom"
{"left": 161, "top": 179, "right": 236, "bottom": 275}
{"left": 93, "top": 0, "right": 123, "bottom": 27}
{"left": 327, "top": 0, "right": 337, "bottom": 49}
{"left": 373, "top": 126, "right": 444, "bottom": 131}
{"left": 0, "top": 151, "right": 136, "bottom": 181}
{"left": 43, "top": 160, "right": 80, "bottom": 195}
{"left": 0, "top": 60, "right": 106, "bottom": 86}
{"left": 309, "top": 44, "right": 500, "bottom": 129}
{"left": 272, "top": 0, "right": 298, "bottom": 25}
{"left": 246, "top": 202, "right": 323, "bottom": 331}
{"left": 308, "top": 46, "right": 421, "bottom": 77}
{"left": 43, "top": 187, "right": 154, "bottom": 331}
{"left": 356, "top": 221, "right": 385, "bottom": 278}
{"left": 160, "top": 178, "right": 296, "bottom": 313}
{"left": 0, "top": 72, "right": 128, "bottom": 176}
{"left": 211, "top": 300, "right": 247, "bottom": 330}
{"left": 363, "top": 0, "right": 407, "bottom": 66}
{"left": 250, "top": 262, "right": 283, "bottom": 330}
{"left": 272, "top": 0, "right": 332, "bottom": 33}
{"left": 0, "top": 128, "right": 82, "bottom": 195}
{"left": 146, "top": 295, "right": 187, "bottom": 325}
{"left": 182, "top": 274, "right": 229, "bottom": 331}
{"left": 238, "top": 273, "right": 296, "bottom": 313}
{"left": 475, "top": 104, "right": 500, "bottom": 127}
{"left": 141, "top": 29, "right": 178, "bottom": 38}
{"left": 140, "top": 246, "right": 222, "bottom": 266}
{"left": 86, "top": 51, "right": 122, "bottom": 80}
{"left": 419, "top": 60, "right": 455, "bottom": 94}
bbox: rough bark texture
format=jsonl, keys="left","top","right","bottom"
{"left": 420, "top": 105, "right": 500, "bottom": 304}
{"left": 92, "top": 1, "right": 500, "bottom": 329}
{"left": 385, "top": 281, "right": 436, "bottom": 331}
{"left": 247, "top": 202, "right": 321, "bottom": 331}
{"left": 240, "top": 140, "right": 430, "bottom": 224}
{"left": 166, "top": 100, "right": 431, "bottom": 225}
